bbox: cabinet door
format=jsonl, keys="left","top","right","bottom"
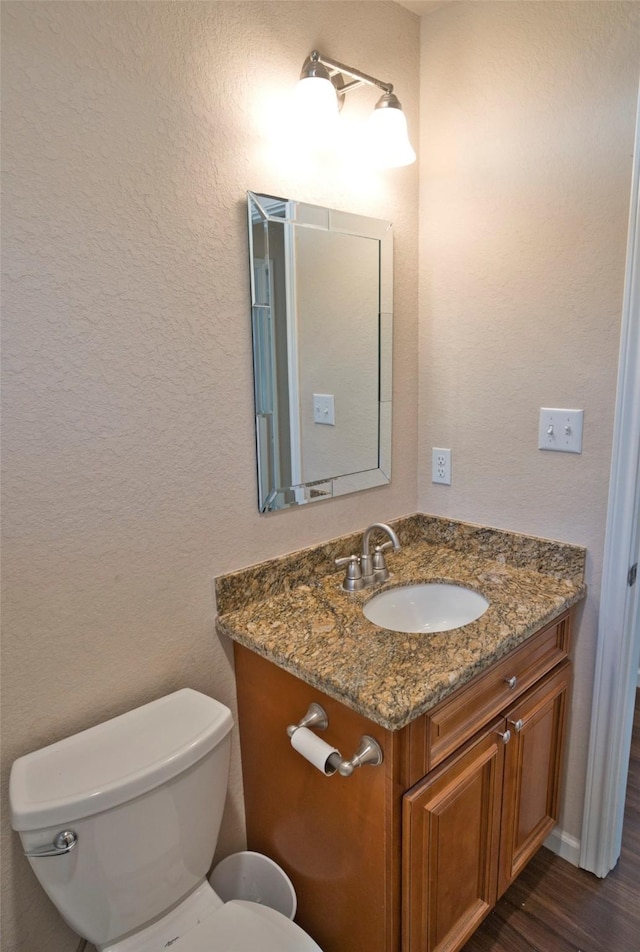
{"left": 498, "top": 660, "right": 571, "bottom": 897}
{"left": 403, "top": 719, "right": 506, "bottom": 952}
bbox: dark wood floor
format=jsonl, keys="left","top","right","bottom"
{"left": 463, "top": 692, "right": 640, "bottom": 952}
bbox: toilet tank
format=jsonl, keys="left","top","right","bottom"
{"left": 9, "top": 689, "right": 233, "bottom": 948}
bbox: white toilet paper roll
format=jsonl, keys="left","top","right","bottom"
{"left": 290, "top": 727, "right": 340, "bottom": 775}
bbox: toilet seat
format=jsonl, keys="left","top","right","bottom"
{"left": 103, "top": 882, "right": 322, "bottom": 952}
{"left": 182, "top": 901, "right": 323, "bottom": 952}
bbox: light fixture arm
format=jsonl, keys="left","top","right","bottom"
{"left": 307, "top": 50, "right": 393, "bottom": 97}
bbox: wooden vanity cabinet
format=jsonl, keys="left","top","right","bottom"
{"left": 233, "top": 609, "right": 573, "bottom": 952}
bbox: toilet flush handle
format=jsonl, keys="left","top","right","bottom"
{"left": 24, "top": 830, "right": 78, "bottom": 857}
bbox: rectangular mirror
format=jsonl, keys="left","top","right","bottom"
{"left": 247, "top": 192, "right": 393, "bottom": 513}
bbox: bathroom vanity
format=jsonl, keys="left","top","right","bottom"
{"left": 215, "top": 515, "right": 586, "bottom": 952}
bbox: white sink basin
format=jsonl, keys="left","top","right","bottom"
{"left": 363, "top": 583, "right": 489, "bottom": 634}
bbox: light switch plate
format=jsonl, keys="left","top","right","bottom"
{"left": 538, "top": 408, "right": 584, "bottom": 453}
{"left": 313, "top": 393, "right": 335, "bottom": 426}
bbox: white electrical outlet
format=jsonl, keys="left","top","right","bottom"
{"left": 432, "top": 447, "right": 452, "bottom": 485}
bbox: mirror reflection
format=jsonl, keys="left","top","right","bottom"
{"left": 248, "top": 191, "right": 392, "bottom": 513}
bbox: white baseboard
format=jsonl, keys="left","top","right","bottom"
{"left": 544, "top": 827, "right": 581, "bottom": 867}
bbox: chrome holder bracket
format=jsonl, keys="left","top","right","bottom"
{"left": 287, "top": 702, "right": 329, "bottom": 737}
{"left": 336, "top": 735, "right": 384, "bottom": 777}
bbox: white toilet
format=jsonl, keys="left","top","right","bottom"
{"left": 9, "top": 689, "right": 322, "bottom": 951}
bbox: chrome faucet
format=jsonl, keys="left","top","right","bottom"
{"left": 335, "top": 523, "right": 401, "bottom": 591}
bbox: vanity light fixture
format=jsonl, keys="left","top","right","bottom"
{"left": 296, "top": 50, "right": 416, "bottom": 168}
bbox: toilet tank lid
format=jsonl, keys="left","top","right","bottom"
{"left": 9, "top": 689, "right": 233, "bottom": 832}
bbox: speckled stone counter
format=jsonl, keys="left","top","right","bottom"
{"left": 215, "top": 514, "right": 586, "bottom": 731}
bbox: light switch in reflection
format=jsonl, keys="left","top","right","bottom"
{"left": 313, "top": 393, "right": 335, "bottom": 426}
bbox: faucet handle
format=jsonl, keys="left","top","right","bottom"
{"left": 372, "top": 542, "right": 394, "bottom": 582}
{"left": 335, "top": 555, "right": 364, "bottom": 592}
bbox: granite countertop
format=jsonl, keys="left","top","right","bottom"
{"left": 215, "top": 514, "right": 586, "bottom": 731}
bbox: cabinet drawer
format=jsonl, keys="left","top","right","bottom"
{"left": 418, "top": 612, "right": 571, "bottom": 774}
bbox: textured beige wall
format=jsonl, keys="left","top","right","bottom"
{"left": 0, "top": 2, "right": 419, "bottom": 949}
{"left": 418, "top": 1, "right": 639, "bottom": 846}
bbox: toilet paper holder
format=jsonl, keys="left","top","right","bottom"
{"left": 287, "top": 703, "right": 383, "bottom": 777}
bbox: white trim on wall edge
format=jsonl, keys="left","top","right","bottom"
{"left": 579, "top": 84, "right": 640, "bottom": 878}
{"left": 545, "top": 827, "right": 581, "bottom": 867}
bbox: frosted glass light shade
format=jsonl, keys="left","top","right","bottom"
{"left": 367, "top": 105, "right": 416, "bottom": 168}
{"left": 295, "top": 76, "right": 338, "bottom": 125}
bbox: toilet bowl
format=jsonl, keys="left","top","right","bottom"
{"left": 9, "top": 689, "right": 322, "bottom": 951}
